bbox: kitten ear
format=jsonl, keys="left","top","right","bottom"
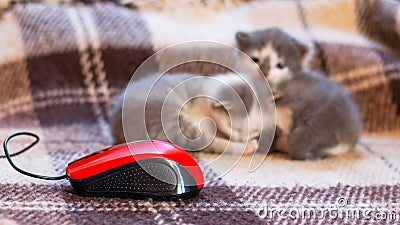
{"left": 236, "top": 31, "right": 250, "bottom": 45}
{"left": 291, "top": 37, "right": 312, "bottom": 62}
{"left": 298, "top": 43, "right": 310, "bottom": 61}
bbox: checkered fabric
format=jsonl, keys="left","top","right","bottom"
{"left": 0, "top": 0, "right": 399, "bottom": 224}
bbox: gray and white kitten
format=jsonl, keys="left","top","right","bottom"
{"left": 236, "top": 28, "right": 362, "bottom": 160}
{"left": 109, "top": 73, "right": 261, "bottom": 155}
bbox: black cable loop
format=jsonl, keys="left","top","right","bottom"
{"left": 1, "top": 132, "right": 67, "bottom": 180}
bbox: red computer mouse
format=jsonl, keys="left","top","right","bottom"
{"left": 2, "top": 132, "right": 204, "bottom": 200}
{"left": 66, "top": 140, "right": 204, "bottom": 199}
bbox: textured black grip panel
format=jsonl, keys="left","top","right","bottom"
{"left": 69, "top": 158, "right": 201, "bottom": 200}
{"left": 85, "top": 161, "right": 177, "bottom": 193}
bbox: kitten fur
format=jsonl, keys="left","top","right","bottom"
{"left": 109, "top": 73, "right": 261, "bottom": 155}
{"left": 236, "top": 28, "right": 363, "bottom": 160}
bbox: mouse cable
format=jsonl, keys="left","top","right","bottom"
{"left": 1, "top": 131, "right": 67, "bottom": 180}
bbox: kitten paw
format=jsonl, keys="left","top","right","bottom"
{"left": 243, "top": 139, "right": 258, "bottom": 156}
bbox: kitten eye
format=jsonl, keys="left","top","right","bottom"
{"left": 251, "top": 57, "right": 259, "bottom": 63}
{"left": 276, "top": 62, "right": 286, "bottom": 69}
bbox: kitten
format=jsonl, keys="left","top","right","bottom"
{"left": 109, "top": 73, "right": 261, "bottom": 155}
{"left": 236, "top": 28, "right": 363, "bottom": 160}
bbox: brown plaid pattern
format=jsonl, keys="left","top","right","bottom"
{"left": 0, "top": 0, "right": 400, "bottom": 224}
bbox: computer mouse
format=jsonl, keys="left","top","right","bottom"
{"left": 66, "top": 140, "right": 204, "bottom": 200}
{"left": 3, "top": 132, "right": 204, "bottom": 200}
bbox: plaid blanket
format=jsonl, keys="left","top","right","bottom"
{"left": 0, "top": 0, "right": 400, "bottom": 224}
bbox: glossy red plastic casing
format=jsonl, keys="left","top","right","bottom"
{"left": 66, "top": 141, "right": 204, "bottom": 189}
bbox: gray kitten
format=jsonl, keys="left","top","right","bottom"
{"left": 236, "top": 28, "right": 363, "bottom": 160}
{"left": 109, "top": 73, "right": 261, "bottom": 155}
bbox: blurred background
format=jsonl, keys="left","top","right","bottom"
{"left": 0, "top": 1, "right": 399, "bottom": 224}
